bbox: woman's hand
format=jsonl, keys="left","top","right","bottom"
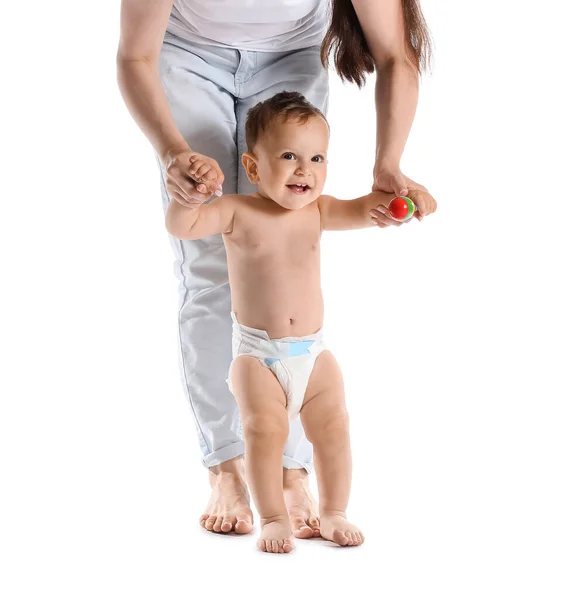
{"left": 164, "top": 150, "right": 224, "bottom": 208}
{"left": 371, "top": 164, "right": 436, "bottom": 226}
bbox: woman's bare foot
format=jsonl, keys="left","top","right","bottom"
{"left": 200, "top": 457, "right": 254, "bottom": 534}
{"left": 320, "top": 512, "right": 365, "bottom": 547}
{"left": 283, "top": 468, "right": 321, "bottom": 539}
{"left": 257, "top": 516, "right": 294, "bottom": 553}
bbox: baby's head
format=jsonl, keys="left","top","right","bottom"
{"left": 242, "top": 91, "right": 330, "bottom": 210}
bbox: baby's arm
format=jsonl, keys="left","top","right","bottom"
{"left": 318, "top": 188, "right": 433, "bottom": 231}
{"left": 165, "top": 195, "right": 235, "bottom": 239}
{"left": 317, "top": 191, "right": 394, "bottom": 231}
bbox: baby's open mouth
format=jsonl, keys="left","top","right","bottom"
{"left": 286, "top": 184, "right": 310, "bottom": 193}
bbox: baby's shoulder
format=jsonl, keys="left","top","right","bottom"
{"left": 216, "top": 193, "right": 256, "bottom": 210}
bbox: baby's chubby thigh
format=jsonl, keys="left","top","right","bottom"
{"left": 229, "top": 355, "right": 289, "bottom": 439}
{"left": 299, "top": 350, "right": 349, "bottom": 444}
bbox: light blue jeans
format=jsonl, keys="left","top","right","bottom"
{"left": 157, "top": 32, "right": 329, "bottom": 472}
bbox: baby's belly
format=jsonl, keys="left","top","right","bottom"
{"left": 228, "top": 258, "right": 324, "bottom": 339}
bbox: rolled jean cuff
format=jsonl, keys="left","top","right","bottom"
{"left": 201, "top": 440, "right": 245, "bottom": 469}
{"left": 282, "top": 455, "right": 313, "bottom": 475}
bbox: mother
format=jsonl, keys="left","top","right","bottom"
{"left": 117, "top": 0, "right": 432, "bottom": 537}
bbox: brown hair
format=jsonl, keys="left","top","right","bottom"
{"left": 321, "top": 0, "right": 432, "bottom": 88}
{"left": 245, "top": 91, "right": 329, "bottom": 153}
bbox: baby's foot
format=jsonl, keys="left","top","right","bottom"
{"left": 257, "top": 517, "right": 294, "bottom": 553}
{"left": 320, "top": 512, "right": 365, "bottom": 547}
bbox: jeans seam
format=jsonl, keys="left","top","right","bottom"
{"left": 156, "top": 154, "right": 210, "bottom": 455}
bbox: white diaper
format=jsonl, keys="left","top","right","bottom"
{"left": 226, "top": 312, "right": 327, "bottom": 421}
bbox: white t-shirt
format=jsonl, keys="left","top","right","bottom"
{"left": 167, "top": 0, "right": 329, "bottom": 52}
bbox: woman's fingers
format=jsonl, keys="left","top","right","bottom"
{"left": 412, "top": 189, "right": 437, "bottom": 216}
{"left": 171, "top": 173, "right": 212, "bottom": 204}
{"left": 167, "top": 181, "right": 195, "bottom": 207}
{"left": 369, "top": 204, "right": 403, "bottom": 228}
{"left": 180, "top": 173, "right": 213, "bottom": 201}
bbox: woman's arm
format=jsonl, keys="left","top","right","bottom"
{"left": 350, "top": 0, "right": 419, "bottom": 170}
{"left": 116, "top": 0, "right": 190, "bottom": 162}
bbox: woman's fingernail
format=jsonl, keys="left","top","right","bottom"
{"left": 197, "top": 184, "right": 206, "bottom": 192}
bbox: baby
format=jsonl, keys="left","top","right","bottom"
{"left": 166, "top": 91, "right": 435, "bottom": 553}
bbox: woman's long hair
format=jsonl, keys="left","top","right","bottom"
{"left": 320, "top": 0, "right": 432, "bottom": 87}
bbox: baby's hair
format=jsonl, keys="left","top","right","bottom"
{"left": 245, "top": 91, "right": 329, "bottom": 153}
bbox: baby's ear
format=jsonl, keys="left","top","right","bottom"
{"left": 241, "top": 152, "right": 260, "bottom": 183}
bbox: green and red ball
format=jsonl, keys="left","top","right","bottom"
{"left": 387, "top": 196, "right": 416, "bottom": 222}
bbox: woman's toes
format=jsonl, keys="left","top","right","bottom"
{"left": 235, "top": 513, "right": 253, "bottom": 534}
{"left": 291, "top": 517, "right": 314, "bottom": 538}
{"left": 199, "top": 514, "right": 209, "bottom": 528}
{"left": 213, "top": 517, "right": 224, "bottom": 532}
{"left": 220, "top": 517, "right": 234, "bottom": 532}
{"left": 309, "top": 517, "right": 321, "bottom": 537}
{"left": 205, "top": 516, "right": 216, "bottom": 531}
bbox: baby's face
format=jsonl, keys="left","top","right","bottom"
{"left": 243, "top": 115, "right": 329, "bottom": 210}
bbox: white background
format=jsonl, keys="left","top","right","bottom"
{"left": 1, "top": 1, "right": 586, "bottom": 598}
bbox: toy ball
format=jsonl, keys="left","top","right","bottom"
{"left": 388, "top": 196, "right": 416, "bottom": 222}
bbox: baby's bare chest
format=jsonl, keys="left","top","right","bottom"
{"left": 226, "top": 203, "right": 321, "bottom": 265}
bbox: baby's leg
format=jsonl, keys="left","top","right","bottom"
{"left": 300, "top": 351, "right": 365, "bottom": 547}
{"left": 229, "top": 356, "right": 294, "bottom": 553}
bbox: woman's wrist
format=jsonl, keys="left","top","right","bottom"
{"left": 374, "top": 153, "right": 401, "bottom": 174}
{"left": 161, "top": 141, "right": 192, "bottom": 166}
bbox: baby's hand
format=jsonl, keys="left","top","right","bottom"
{"left": 370, "top": 188, "right": 437, "bottom": 227}
{"left": 164, "top": 150, "right": 224, "bottom": 207}
{"left": 189, "top": 154, "right": 224, "bottom": 197}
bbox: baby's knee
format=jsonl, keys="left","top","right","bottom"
{"left": 242, "top": 412, "right": 289, "bottom": 443}
{"left": 319, "top": 409, "right": 349, "bottom": 438}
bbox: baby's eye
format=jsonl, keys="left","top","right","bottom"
{"left": 312, "top": 156, "right": 324, "bottom": 163}
{"left": 282, "top": 152, "right": 295, "bottom": 160}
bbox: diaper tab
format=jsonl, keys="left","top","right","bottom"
{"left": 288, "top": 340, "right": 314, "bottom": 357}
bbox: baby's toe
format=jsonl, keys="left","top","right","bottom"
{"left": 332, "top": 529, "right": 349, "bottom": 546}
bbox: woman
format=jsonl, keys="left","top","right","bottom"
{"left": 116, "top": 0, "right": 432, "bottom": 538}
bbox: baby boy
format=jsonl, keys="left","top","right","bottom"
{"left": 166, "top": 91, "right": 435, "bottom": 552}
